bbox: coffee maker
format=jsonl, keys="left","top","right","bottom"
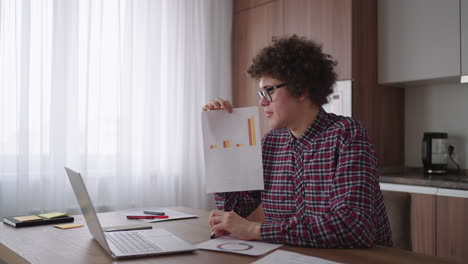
{"left": 422, "top": 132, "right": 448, "bottom": 174}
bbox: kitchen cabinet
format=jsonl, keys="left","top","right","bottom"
{"left": 385, "top": 191, "right": 468, "bottom": 260}
{"left": 378, "top": 0, "right": 460, "bottom": 84}
{"left": 411, "top": 193, "right": 436, "bottom": 256}
{"left": 381, "top": 184, "right": 468, "bottom": 262}
{"left": 382, "top": 190, "right": 412, "bottom": 250}
{"left": 232, "top": 0, "right": 404, "bottom": 167}
{"left": 436, "top": 195, "right": 468, "bottom": 262}
{"left": 382, "top": 190, "right": 437, "bottom": 253}
{"left": 462, "top": 0, "right": 468, "bottom": 78}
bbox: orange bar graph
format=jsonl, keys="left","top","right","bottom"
{"left": 248, "top": 116, "right": 257, "bottom": 146}
{"left": 251, "top": 117, "right": 257, "bottom": 146}
{"left": 223, "top": 140, "right": 231, "bottom": 148}
{"left": 248, "top": 119, "right": 252, "bottom": 145}
{"left": 210, "top": 116, "right": 257, "bottom": 150}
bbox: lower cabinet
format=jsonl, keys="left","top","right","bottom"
{"left": 409, "top": 193, "right": 468, "bottom": 262}
{"left": 436, "top": 196, "right": 468, "bottom": 262}
{"left": 384, "top": 190, "right": 468, "bottom": 262}
{"left": 410, "top": 193, "right": 436, "bottom": 256}
{"left": 382, "top": 190, "right": 412, "bottom": 250}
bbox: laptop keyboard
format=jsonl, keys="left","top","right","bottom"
{"left": 106, "top": 231, "right": 162, "bottom": 254}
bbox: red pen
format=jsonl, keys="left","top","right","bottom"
{"left": 126, "top": 215, "right": 169, "bottom": 219}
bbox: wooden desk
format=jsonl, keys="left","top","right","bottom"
{"left": 0, "top": 207, "right": 461, "bottom": 264}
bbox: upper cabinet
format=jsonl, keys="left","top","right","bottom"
{"left": 280, "top": 0, "right": 352, "bottom": 81}
{"left": 462, "top": 0, "right": 468, "bottom": 79}
{"left": 378, "top": 0, "right": 461, "bottom": 85}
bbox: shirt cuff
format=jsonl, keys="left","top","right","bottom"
{"left": 260, "top": 221, "right": 286, "bottom": 243}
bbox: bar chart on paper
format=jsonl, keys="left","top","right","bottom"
{"left": 209, "top": 116, "right": 257, "bottom": 149}
{"left": 201, "top": 107, "right": 264, "bottom": 193}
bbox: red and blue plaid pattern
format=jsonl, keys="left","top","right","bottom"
{"left": 215, "top": 108, "right": 392, "bottom": 248}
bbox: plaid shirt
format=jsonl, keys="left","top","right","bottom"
{"left": 214, "top": 108, "right": 393, "bottom": 248}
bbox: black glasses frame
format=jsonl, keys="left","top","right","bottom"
{"left": 257, "top": 82, "right": 288, "bottom": 102}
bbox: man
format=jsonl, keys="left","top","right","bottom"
{"left": 202, "top": 35, "right": 392, "bottom": 248}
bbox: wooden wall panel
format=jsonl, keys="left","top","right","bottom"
{"left": 234, "top": 0, "right": 274, "bottom": 13}
{"left": 232, "top": 1, "right": 282, "bottom": 135}
{"left": 410, "top": 193, "right": 437, "bottom": 256}
{"left": 436, "top": 196, "right": 468, "bottom": 262}
{"left": 352, "top": 0, "right": 404, "bottom": 167}
{"left": 280, "top": 0, "right": 352, "bottom": 80}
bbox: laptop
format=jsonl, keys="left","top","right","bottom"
{"left": 64, "top": 167, "right": 196, "bottom": 259}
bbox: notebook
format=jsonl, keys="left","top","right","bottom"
{"left": 3, "top": 215, "right": 74, "bottom": 228}
{"left": 64, "top": 167, "right": 196, "bottom": 259}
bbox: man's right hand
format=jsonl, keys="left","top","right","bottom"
{"left": 202, "top": 98, "right": 233, "bottom": 113}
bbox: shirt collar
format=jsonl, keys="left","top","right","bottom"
{"left": 288, "top": 107, "right": 330, "bottom": 147}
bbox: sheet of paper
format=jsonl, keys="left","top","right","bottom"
{"left": 117, "top": 208, "right": 197, "bottom": 223}
{"left": 38, "top": 212, "right": 68, "bottom": 219}
{"left": 201, "top": 107, "right": 264, "bottom": 193}
{"left": 53, "top": 223, "right": 84, "bottom": 230}
{"left": 13, "top": 215, "right": 42, "bottom": 222}
{"left": 195, "top": 235, "right": 282, "bottom": 256}
{"left": 251, "top": 250, "right": 343, "bottom": 264}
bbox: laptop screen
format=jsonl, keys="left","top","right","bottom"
{"left": 65, "top": 167, "right": 112, "bottom": 254}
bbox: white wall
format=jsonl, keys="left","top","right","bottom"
{"left": 405, "top": 82, "right": 468, "bottom": 169}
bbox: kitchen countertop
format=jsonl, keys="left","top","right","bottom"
{"left": 378, "top": 167, "right": 468, "bottom": 191}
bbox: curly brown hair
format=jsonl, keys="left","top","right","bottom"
{"left": 247, "top": 35, "right": 337, "bottom": 106}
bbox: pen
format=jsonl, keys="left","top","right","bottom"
{"left": 210, "top": 231, "right": 216, "bottom": 239}
{"left": 143, "top": 211, "right": 165, "bottom": 216}
{"left": 127, "top": 215, "right": 169, "bottom": 219}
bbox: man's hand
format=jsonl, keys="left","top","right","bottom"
{"left": 209, "top": 210, "right": 262, "bottom": 241}
{"left": 202, "top": 98, "right": 233, "bottom": 113}
{"left": 246, "top": 204, "right": 265, "bottom": 223}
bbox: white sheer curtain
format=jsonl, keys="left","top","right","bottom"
{"left": 0, "top": 0, "right": 232, "bottom": 218}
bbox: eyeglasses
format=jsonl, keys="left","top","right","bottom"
{"left": 257, "top": 82, "right": 288, "bottom": 102}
